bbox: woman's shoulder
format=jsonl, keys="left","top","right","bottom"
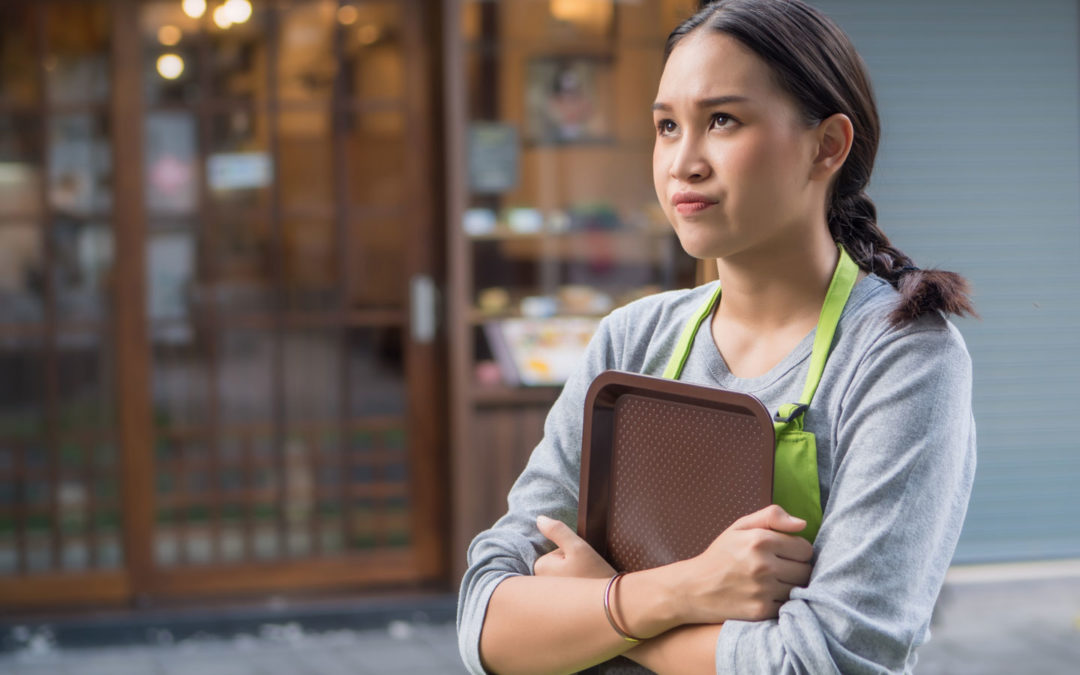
{"left": 840, "top": 274, "right": 971, "bottom": 367}
{"left": 597, "top": 283, "right": 721, "bottom": 370}
{"left": 606, "top": 282, "right": 720, "bottom": 333}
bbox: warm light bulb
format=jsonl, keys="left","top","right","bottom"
{"left": 212, "top": 4, "right": 233, "bottom": 29}
{"left": 182, "top": 0, "right": 207, "bottom": 19}
{"left": 224, "top": 0, "right": 253, "bottom": 24}
{"left": 158, "top": 25, "right": 182, "bottom": 46}
{"left": 337, "top": 5, "right": 359, "bottom": 25}
{"left": 157, "top": 53, "right": 185, "bottom": 80}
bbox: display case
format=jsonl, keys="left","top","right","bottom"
{"left": 445, "top": 0, "right": 703, "bottom": 566}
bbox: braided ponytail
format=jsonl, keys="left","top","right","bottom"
{"left": 667, "top": 0, "right": 976, "bottom": 327}
{"left": 829, "top": 192, "right": 975, "bottom": 327}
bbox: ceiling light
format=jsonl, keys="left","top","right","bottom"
{"left": 157, "top": 54, "right": 185, "bottom": 80}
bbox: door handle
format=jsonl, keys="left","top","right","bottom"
{"left": 410, "top": 274, "right": 438, "bottom": 344}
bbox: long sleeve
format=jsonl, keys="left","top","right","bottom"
{"left": 713, "top": 319, "right": 977, "bottom": 674}
{"left": 456, "top": 314, "right": 623, "bottom": 675}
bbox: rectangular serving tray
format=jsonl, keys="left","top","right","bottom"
{"left": 578, "top": 370, "right": 776, "bottom": 573}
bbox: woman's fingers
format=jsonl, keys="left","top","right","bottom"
{"left": 773, "top": 557, "right": 812, "bottom": 588}
{"left": 536, "top": 514, "right": 584, "bottom": 550}
{"left": 730, "top": 504, "right": 807, "bottom": 535}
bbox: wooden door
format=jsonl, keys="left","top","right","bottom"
{"left": 0, "top": 0, "right": 445, "bottom": 610}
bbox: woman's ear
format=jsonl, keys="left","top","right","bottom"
{"left": 811, "top": 113, "right": 854, "bottom": 182}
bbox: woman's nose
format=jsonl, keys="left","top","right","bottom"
{"left": 669, "top": 136, "right": 711, "bottom": 183}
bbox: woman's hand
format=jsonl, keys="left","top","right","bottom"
{"left": 671, "top": 504, "right": 814, "bottom": 625}
{"left": 533, "top": 515, "right": 616, "bottom": 579}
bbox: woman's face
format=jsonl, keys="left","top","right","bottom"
{"left": 652, "top": 30, "right": 822, "bottom": 261}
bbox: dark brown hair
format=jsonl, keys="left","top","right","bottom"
{"left": 666, "top": 0, "right": 975, "bottom": 326}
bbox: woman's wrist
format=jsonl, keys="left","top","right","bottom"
{"left": 617, "top": 562, "right": 690, "bottom": 638}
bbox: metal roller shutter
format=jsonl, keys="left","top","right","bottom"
{"left": 815, "top": 0, "right": 1080, "bottom": 562}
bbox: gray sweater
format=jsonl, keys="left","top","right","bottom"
{"left": 457, "top": 275, "right": 977, "bottom": 674}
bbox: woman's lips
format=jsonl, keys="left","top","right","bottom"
{"left": 674, "top": 201, "right": 716, "bottom": 215}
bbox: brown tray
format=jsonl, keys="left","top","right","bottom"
{"left": 577, "top": 371, "right": 775, "bottom": 674}
{"left": 579, "top": 370, "right": 775, "bottom": 571}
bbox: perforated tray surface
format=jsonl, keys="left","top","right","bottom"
{"left": 577, "top": 371, "right": 775, "bottom": 674}
{"left": 579, "top": 371, "right": 775, "bottom": 570}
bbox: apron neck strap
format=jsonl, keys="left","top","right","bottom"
{"left": 662, "top": 282, "right": 722, "bottom": 380}
{"left": 797, "top": 245, "right": 859, "bottom": 406}
{"left": 662, "top": 245, "right": 860, "bottom": 403}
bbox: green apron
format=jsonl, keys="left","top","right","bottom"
{"left": 660, "top": 246, "right": 859, "bottom": 543}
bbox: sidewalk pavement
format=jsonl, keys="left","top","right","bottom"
{"left": 1, "top": 563, "right": 1078, "bottom": 674}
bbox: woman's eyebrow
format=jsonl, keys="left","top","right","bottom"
{"left": 652, "top": 95, "right": 751, "bottom": 112}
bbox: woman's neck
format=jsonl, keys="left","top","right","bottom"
{"left": 713, "top": 229, "right": 840, "bottom": 335}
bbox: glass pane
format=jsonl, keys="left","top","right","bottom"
{"left": 0, "top": 336, "right": 44, "bottom": 440}
{"left": 49, "top": 113, "right": 113, "bottom": 216}
{"left": 283, "top": 329, "right": 341, "bottom": 423}
{"left": 53, "top": 220, "right": 113, "bottom": 323}
{"left": 56, "top": 331, "right": 114, "bottom": 433}
{"left": 207, "top": 2, "right": 268, "bottom": 104}
{"left": 0, "top": 115, "right": 44, "bottom": 220}
{"left": 0, "top": 4, "right": 39, "bottom": 107}
{"left": 147, "top": 228, "right": 197, "bottom": 323}
{"left": 344, "top": 110, "right": 405, "bottom": 210}
{"left": 45, "top": 1, "right": 110, "bottom": 105}
{"left": 346, "top": 216, "right": 404, "bottom": 308}
{"left": 341, "top": 1, "right": 405, "bottom": 101}
{"left": 219, "top": 330, "right": 274, "bottom": 424}
{"left": 346, "top": 326, "right": 405, "bottom": 417}
{"left": 207, "top": 109, "right": 271, "bottom": 213}
{"left": 208, "top": 213, "right": 275, "bottom": 312}
{"left": 277, "top": 0, "right": 336, "bottom": 103}
{"left": 278, "top": 108, "right": 333, "bottom": 213}
{"left": 151, "top": 322, "right": 210, "bottom": 431}
{"left": 141, "top": 0, "right": 203, "bottom": 105}
{"left": 0, "top": 223, "right": 45, "bottom": 324}
{"left": 283, "top": 217, "right": 338, "bottom": 310}
{"left": 145, "top": 113, "right": 199, "bottom": 216}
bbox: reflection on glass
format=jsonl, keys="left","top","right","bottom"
{"left": 277, "top": 0, "right": 336, "bottom": 102}
{"left": 283, "top": 218, "right": 338, "bottom": 310}
{"left": 278, "top": 108, "right": 333, "bottom": 212}
{"left": 207, "top": 110, "right": 270, "bottom": 212}
{"left": 283, "top": 329, "right": 342, "bottom": 423}
{"left": 146, "top": 113, "right": 199, "bottom": 215}
{"left": 49, "top": 114, "right": 113, "bottom": 215}
{"left": 345, "top": 110, "right": 405, "bottom": 210}
{"left": 152, "top": 323, "right": 210, "bottom": 430}
{"left": 45, "top": 1, "right": 110, "bottom": 105}
{"left": 209, "top": 214, "right": 275, "bottom": 312}
{"left": 0, "top": 337, "right": 45, "bottom": 440}
{"left": 52, "top": 220, "right": 113, "bottom": 323}
{"left": 342, "top": 1, "right": 404, "bottom": 100}
{"left": 347, "top": 216, "right": 405, "bottom": 308}
{"left": 207, "top": 4, "right": 266, "bottom": 103}
{"left": 141, "top": 0, "right": 203, "bottom": 104}
{"left": 218, "top": 330, "right": 274, "bottom": 424}
{"left": 0, "top": 4, "right": 39, "bottom": 107}
{"left": 0, "top": 224, "right": 45, "bottom": 323}
{"left": 56, "top": 331, "right": 114, "bottom": 432}
{"left": 147, "top": 229, "right": 195, "bottom": 322}
{"left": 346, "top": 326, "right": 405, "bottom": 417}
{"left": 0, "top": 115, "right": 43, "bottom": 219}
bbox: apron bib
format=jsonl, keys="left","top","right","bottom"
{"left": 660, "top": 246, "right": 859, "bottom": 543}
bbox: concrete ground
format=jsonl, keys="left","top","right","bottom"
{"left": 1, "top": 562, "right": 1078, "bottom": 674}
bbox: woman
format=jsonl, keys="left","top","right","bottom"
{"left": 458, "top": 1, "right": 977, "bottom": 673}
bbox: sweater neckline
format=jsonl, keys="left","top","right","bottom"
{"left": 693, "top": 274, "right": 886, "bottom": 393}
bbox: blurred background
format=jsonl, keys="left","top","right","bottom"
{"left": 0, "top": 0, "right": 1077, "bottom": 671}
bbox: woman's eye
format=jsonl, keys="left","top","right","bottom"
{"left": 711, "top": 113, "right": 736, "bottom": 130}
{"left": 656, "top": 119, "right": 677, "bottom": 135}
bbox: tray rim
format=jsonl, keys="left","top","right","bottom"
{"left": 577, "top": 369, "right": 775, "bottom": 558}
